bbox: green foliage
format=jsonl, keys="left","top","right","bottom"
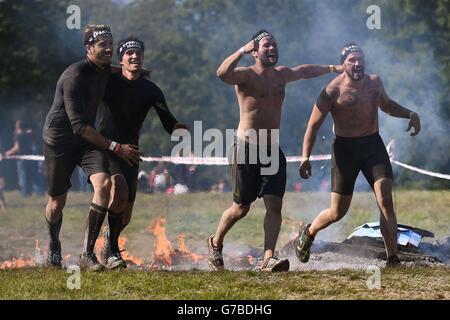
{"left": 0, "top": 190, "right": 449, "bottom": 299}
{"left": 0, "top": 0, "right": 448, "bottom": 189}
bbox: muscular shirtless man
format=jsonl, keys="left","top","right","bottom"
{"left": 294, "top": 42, "right": 421, "bottom": 266}
{"left": 208, "top": 30, "right": 343, "bottom": 272}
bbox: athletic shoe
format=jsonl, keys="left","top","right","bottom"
{"left": 105, "top": 252, "right": 127, "bottom": 270}
{"left": 79, "top": 252, "right": 105, "bottom": 271}
{"left": 207, "top": 235, "right": 224, "bottom": 271}
{"left": 259, "top": 256, "right": 290, "bottom": 272}
{"left": 294, "top": 223, "right": 314, "bottom": 263}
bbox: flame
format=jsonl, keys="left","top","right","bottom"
{"left": 178, "top": 233, "right": 202, "bottom": 262}
{"left": 0, "top": 257, "right": 36, "bottom": 269}
{"left": 118, "top": 237, "right": 144, "bottom": 266}
{"left": 1, "top": 240, "right": 42, "bottom": 269}
{"left": 146, "top": 217, "right": 205, "bottom": 267}
{"left": 147, "top": 217, "right": 173, "bottom": 266}
{"left": 1, "top": 218, "right": 214, "bottom": 270}
{"left": 95, "top": 227, "right": 144, "bottom": 266}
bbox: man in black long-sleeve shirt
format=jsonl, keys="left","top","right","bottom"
{"left": 98, "top": 36, "right": 187, "bottom": 269}
{"left": 42, "top": 25, "right": 141, "bottom": 270}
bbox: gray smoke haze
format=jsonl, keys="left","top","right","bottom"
{"left": 1, "top": 0, "right": 447, "bottom": 252}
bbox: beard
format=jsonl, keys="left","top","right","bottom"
{"left": 346, "top": 66, "right": 365, "bottom": 81}
{"left": 94, "top": 50, "right": 112, "bottom": 66}
{"left": 260, "top": 52, "right": 278, "bottom": 67}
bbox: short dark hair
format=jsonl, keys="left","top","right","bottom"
{"left": 116, "top": 36, "right": 145, "bottom": 62}
{"left": 83, "top": 25, "right": 112, "bottom": 46}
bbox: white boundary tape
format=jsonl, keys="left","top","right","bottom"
{"left": 1, "top": 154, "right": 449, "bottom": 180}
{"left": 391, "top": 159, "right": 450, "bottom": 180}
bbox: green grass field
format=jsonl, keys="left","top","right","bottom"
{"left": 0, "top": 190, "right": 449, "bottom": 299}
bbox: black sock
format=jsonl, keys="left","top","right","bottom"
{"left": 84, "top": 203, "right": 107, "bottom": 254}
{"left": 108, "top": 210, "right": 123, "bottom": 253}
{"left": 46, "top": 216, "right": 62, "bottom": 252}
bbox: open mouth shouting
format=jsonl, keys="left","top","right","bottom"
{"left": 352, "top": 66, "right": 365, "bottom": 80}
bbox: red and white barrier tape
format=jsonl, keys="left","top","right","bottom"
{"left": 391, "top": 159, "right": 450, "bottom": 180}
{"left": 141, "top": 154, "right": 332, "bottom": 165}
{"left": 1, "top": 154, "right": 449, "bottom": 180}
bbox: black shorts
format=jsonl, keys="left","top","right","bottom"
{"left": 44, "top": 143, "right": 109, "bottom": 197}
{"left": 108, "top": 152, "right": 139, "bottom": 202}
{"left": 231, "top": 138, "right": 286, "bottom": 205}
{"left": 332, "top": 132, "right": 393, "bottom": 195}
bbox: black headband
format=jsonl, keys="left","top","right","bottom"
{"left": 118, "top": 40, "right": 144, "bottom": 61}
{"left": 87, "top": 29, "right": 112, "bottom": 45}
{"left": 340, "top": 45, "right": 364, "bottom": 64}
{"left": 254, "top": 31, "right": 274, "bottom": 43}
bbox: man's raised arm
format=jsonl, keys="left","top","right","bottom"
{"left": 280, "top": 64, "right": 343, "bottom": 83}
{"left": 216, "top": 40, "right": 255, "bottom": 85}
{"left": 377, "top": 76, "right": 421, "bottom": 136}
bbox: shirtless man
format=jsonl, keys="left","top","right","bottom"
{"left": 208, "top": 30, "right": 343, "bottom": 272}
{"left": 294, "top": 42, "right": 421, "bottom": 266}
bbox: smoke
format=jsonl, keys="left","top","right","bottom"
{"left": 1, "top": 1, "right": 447, "bottom": 260}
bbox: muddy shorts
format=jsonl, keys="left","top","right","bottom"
{"left": 44, "top": 142, "right": 109, "bottom": 197}
{"left": 231, "top": 138, "right": 286, "bottom": 205}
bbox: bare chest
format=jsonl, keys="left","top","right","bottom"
{"left": 335, "top": 86, "right": 380, "bottom": 113}
{"left": 246, "top": 74, "right": 286, "bottom": 105}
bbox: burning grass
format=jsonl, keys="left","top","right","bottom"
{"left": 0, "top": 190, "right": 448, "bottom": 299}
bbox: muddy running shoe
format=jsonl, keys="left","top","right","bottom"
{"left": 79, "top": 252, "right": 105, "bottom": 271}
{"left": 105, "top": 252, "right": 127, "bottom": 270}
{"left": 260, "top": 256, "right": 290, "bottom": 272}
{"left": 46, "top": 248, "right": 62, "bottom": 268}
{"left": 294, "top": 223, "right": 314, "bottom": 263}
{"left": 100, "top": 227, "right": 112, "bottom": 264}
{"left": 386, "top": 255, "right": 401, "bottom": 267}
{"left": 207, "top": 235, "right": 224, "bottom": 271}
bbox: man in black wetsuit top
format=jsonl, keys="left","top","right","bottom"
{"left": 98, "top": 36, "right": 188, "bottom": 269}
{"left": 42, "top": 25, "right": 141, "bottom": 270}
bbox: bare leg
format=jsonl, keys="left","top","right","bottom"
{"left": 308, "top": 192, "right": 352, "bottom": 237}
{"left": 91, "top": 172, "right": 112, "bottom": 208}
{"left": 45, "top": 193, "right": 67, "bottom": 223}
{"left": 121, "top": 202, "right": 135, "bottom": 230}
{"left": 213, "top": 202, "right": 250, "bottom": 247}
{"left": 262, "top": 195, "right": 282, "bottom": 261}
{"left": 45, "top": 193, "right": 67, "bottom": 252}
{"left": 108, "top": 174, "right": 128, "bottom": 213}
{"left": 373, "top": 178, "right": 398, "bottom": 259}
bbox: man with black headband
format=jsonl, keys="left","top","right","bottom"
{"left": 42, "top": 25, "right": 141, "bottom": 270}
{"left": 295, "top": 42, "right": 421, "bottom": 267}
{"left": 208, "top": 29, "right": 343, "bottom": 272}
{"left": 97, "top": 36, "right": 187, "bottom": 269}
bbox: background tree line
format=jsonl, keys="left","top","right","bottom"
{"left": 0, "top": 0, "right": 448, "bottom": 190}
